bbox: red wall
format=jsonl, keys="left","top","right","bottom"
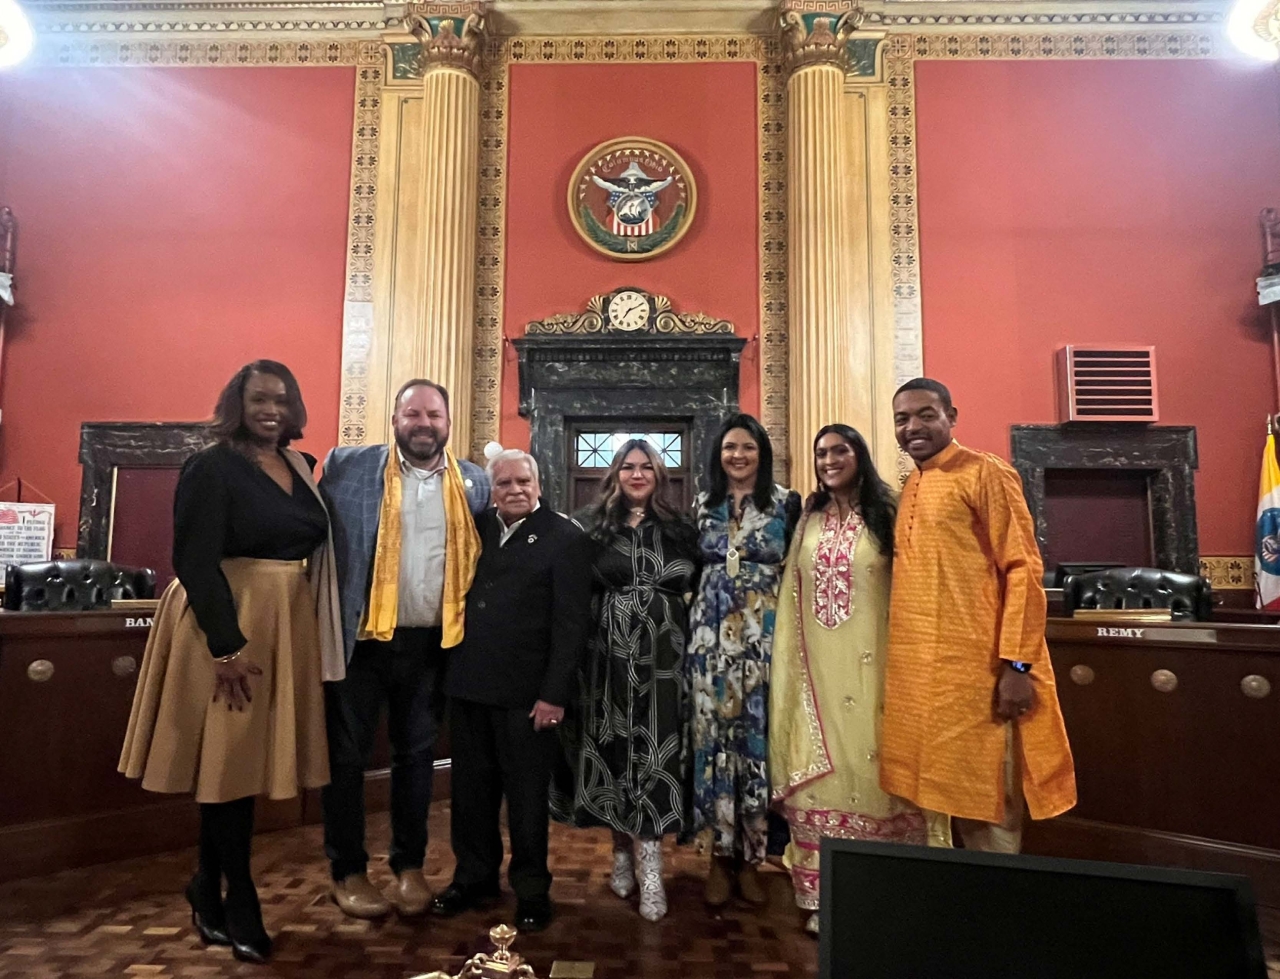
{"left": 916, "top": 59, "right": 1280, "bottom": 554}
{"left": 0, "top": 66, "right": 353, "bottom": 550}
{"left": 502, "top": 61, "right": 760, "bottom": 446}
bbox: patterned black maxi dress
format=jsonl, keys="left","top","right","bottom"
{"left": 552, "top": 516, "right": 699, "bottom": 840}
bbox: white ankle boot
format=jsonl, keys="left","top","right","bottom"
{"left": 610, "top": 832, "right": 636, "bottom": 899}
{"left": 635, "top": 839, "right": 668, "bottom": 922}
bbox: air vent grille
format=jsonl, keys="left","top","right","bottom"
{"left": 1056, "top": 346, "right": 1158, "bottom": 423}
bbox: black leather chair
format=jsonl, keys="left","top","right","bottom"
{"left": 3, "top": 559, "right": 157, "bottom": 612}
{"left": 1061, "top": 566, "right": 1213, "bottom": 622}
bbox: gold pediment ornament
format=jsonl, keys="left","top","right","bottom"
{"left": 525, "top": 289, "right": 733, "bottom": 336}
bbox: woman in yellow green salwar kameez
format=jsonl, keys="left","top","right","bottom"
{"left": 768, "top": 424, "right": 926, "bottom": 935}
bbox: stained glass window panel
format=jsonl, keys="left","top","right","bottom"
{"left": 573, "top": 431, "right": 685, "bottom": 470}
{"left": 575, "top": 431, "right": 613, "bottom": 468}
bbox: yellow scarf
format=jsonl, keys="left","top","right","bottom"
{"left": 358, "top": 447, "right": 481, "bottom": 649}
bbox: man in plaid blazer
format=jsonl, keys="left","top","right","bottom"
{"left": 319, "top": 379, "right": 489, "bottom": 921}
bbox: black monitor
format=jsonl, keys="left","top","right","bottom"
{"left": 820, "top": 840, "right": 1267, "bottom": 979}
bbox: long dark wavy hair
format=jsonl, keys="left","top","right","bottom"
{"left": 583, "top": 438, "right": 687, "bottom": 543}
{"left": 808, "top": 424, "right": 896, "bottom": 559}
{"left": 705, "top": 413, "right": 776, "bottom": 513}
{"left": 208, "top": 360, "right": 307, "bottom": 447}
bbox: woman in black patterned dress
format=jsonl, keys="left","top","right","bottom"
{"left": 554, "top": 439, "right": 699, "bottom": 922}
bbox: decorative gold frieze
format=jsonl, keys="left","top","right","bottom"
{"left": 23, "top": 0, "right": 1227, "bottom": 41}
{"left": 338, "top": 58, "right": 385, "bottom": 445}
{"left": 501, "top": 33, "right": 766, "bottom": 61}
{"left": 31, "top": 37, "right": 380, "bottom": 66}
{"left": 1200, "top": 556, "right": 1252, "bottom": 590}
{"left": 758, "top": 44, "right": 788, "bottom": 478}
{"left": 525, "top": 291, "right": 734, "bottom": 335}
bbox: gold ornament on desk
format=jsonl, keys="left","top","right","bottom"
{"left": 411, "top": 924, "right": 540, "bottom": 979}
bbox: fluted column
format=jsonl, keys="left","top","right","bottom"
{"left": 782, "top": 3, "right": 859, "bottom": 489}
{"left": 781, "top": 2, "right": 891, "bottom": 486}
{"left": 368, "top": 4, "right": 485, "bottom": 451}
{"left": 417, "top": 57, "right": 481, "bottom": 454}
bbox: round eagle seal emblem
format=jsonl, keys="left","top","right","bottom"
{"left": 567, "top": 137, "right": 697, "bottom": 262}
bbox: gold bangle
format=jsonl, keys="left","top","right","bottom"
{"left": 214, "top": 650, "right": 242, "bottom": 664}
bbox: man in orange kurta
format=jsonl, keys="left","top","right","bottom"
{"left": 880, "top": 378, "right": 1076, "bottom": 852}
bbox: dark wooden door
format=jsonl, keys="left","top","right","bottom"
{"left": 568, "top": 422, "right": 692, "bottom": 513}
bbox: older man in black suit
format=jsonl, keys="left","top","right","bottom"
{"left": 429, "top": 448, "right": 594, "bottom": 933}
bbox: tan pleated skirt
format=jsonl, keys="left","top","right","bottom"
{"left": 118, "top": 557, "right": 330, "bottom": 803}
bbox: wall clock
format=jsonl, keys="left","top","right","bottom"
{"left": 606, "top": 290, "right": 652, "bottom": 331}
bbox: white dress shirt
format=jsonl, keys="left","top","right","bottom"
{"left": 395, "top": 449, "right": 447, "bottom": 627}
{"left": 496, "top": 502, "right": 540, "bottom": 547}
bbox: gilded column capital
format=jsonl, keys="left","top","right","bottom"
{"left": 384, "top": 1, "right": 486, "bottom": 81}
{"left": 779, "top": 0, "right": 862, "bottom": 74}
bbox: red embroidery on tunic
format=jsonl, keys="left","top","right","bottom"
{"left": 811, "top": 507, "right": 864, "bottom": 629}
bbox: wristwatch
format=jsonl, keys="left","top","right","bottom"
{"left": 1008, "top": 661, "right": 1032, "bottom": 674}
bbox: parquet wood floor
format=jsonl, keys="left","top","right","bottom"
{"left": 0, "top": 803, "right": 816, "bottom": 979}
{"left": 2, "top": 804, "right": 1278, "bottom": 978}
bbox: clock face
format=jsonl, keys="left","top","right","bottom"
{"left": 607, "top": 290, "right": 650, "bottom": 332}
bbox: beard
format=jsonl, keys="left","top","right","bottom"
{"left": 395, "top": 423, "right": 447, "bottom": 465}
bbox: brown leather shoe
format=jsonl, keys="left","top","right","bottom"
{"left": 704, "top": 856, "right": 733, "bottom": 908}
{"left": 390, "top": 869, "right": 432, "bottom": 917}
{"left": 738, "top": 862, "right": 768, "bottom": 907}
{"left": 332, "top": 873, "right": 392, "bottom": 919}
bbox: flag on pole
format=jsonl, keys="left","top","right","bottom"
{"left": 1256, "top": 432, "right": 1280, "bottom": 609}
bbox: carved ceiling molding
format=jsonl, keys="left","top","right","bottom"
{"left": 25, "top": 0, "right": 1225, "bottom": 38}
{"left": 26, "top": 34, "right": 381, "bottom": 63}
{"left": 28, "top": 1, "right": 390, "bottom": 36}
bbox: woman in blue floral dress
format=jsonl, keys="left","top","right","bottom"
{"left": 687, "top": 414, "right": 800, "bottom": 908}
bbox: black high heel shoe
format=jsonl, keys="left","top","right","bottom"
{"left": 184, "top": 877, "right": 231, "bottom": 947}
{"left": 224, "top": 888, "right": 273, "bottom": 964}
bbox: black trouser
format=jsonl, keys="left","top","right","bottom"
{"left": 449, "top": 697, "right": 557, "bottom": 901}
{"left": 322, "top": 627, "right": 443, "bottom": 881}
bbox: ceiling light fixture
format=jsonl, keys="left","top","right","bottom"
{"left": 1228, "top": 0, "right": 1280, "bottom": 61}
{"left": 0, "top": 0, "right": 34, "bottom": 69}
